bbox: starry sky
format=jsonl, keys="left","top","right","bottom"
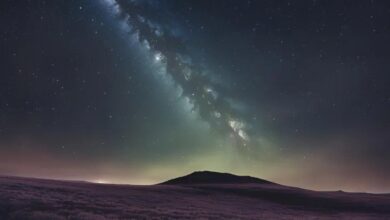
{"left": 1, "top": 0, "right": 389, "bottom": 192}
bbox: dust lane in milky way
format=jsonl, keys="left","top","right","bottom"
{"left": 103, "top": 0, "right": 253, "bottom": 148}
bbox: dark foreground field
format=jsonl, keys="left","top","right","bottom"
{"left": 0, "top": 172, "right": 389, "bottom": 219}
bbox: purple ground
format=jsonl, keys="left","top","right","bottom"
{"left": 0, "top": 175, "right": 389, "bottom": 219}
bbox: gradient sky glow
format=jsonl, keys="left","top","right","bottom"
{"left": 1, "top": 0, "right": 389, "bottom": 192}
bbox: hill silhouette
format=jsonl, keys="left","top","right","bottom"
{"left": 160, "top": 171, "right": 274, "bottom": 185}
{"left": 1, "top": 174, "right": 390, "bottom": 219}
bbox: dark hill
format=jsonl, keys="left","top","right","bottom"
{"left": 160, "top": 171, "right": 274, "bottom": 185}
{"left": 1, "top": 175, "right": 390, "bottom": 219}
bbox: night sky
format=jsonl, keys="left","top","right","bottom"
{"left": 1, "top": 0, "right": 389, "bottom": 192}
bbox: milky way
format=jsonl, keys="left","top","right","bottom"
{"left": 102, "top": 0, "right": 253, "bottom": 148}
